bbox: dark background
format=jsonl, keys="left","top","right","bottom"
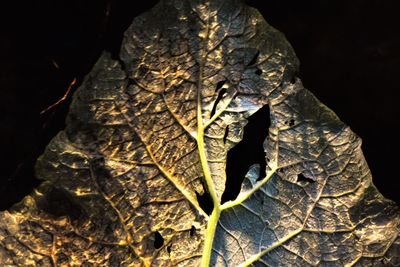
{"left": 0, "top": 0, "right": 399, "bottom": 210}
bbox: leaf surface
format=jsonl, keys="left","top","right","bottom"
{"left": 0, "top": 0, "right": 399, "bottom": 266}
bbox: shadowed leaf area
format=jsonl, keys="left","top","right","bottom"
{"left": 0, "top": 0, "right": 399, "bottom": 266}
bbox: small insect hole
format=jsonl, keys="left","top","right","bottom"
{"left": 190, "top": 225, "right": 196, "bottom": 237}
{"left": 255, "top": 68, "right": 262, "bottom": 75}
{"left": 223, "top": 126, "right": 229, "bottom": 144}
{"left": 210, "top": 88, "right": 227, "bottom": 118}
{"left": 289, "top": 119, "right": 295, "bottom": 127}
{"left": 296, "top": 173, "right": 315, "bottom": 186}
{"left": 153, "top": 231, "right": 164, "bottom": 249}
{"left": 167, "top": 245, "right": 172, "bottom": 254}
{"left": 215, "top": 80, "right": 226, "bottom": 92}
{"left": 195, "top": 184, "right": 214, "bottom": 215}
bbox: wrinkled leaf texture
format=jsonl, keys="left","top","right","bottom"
{"left": 0, "top": 0, "right": 399, "bottom": 266}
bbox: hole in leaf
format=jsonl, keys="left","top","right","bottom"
{"left": 296, "top": 173, "right": 315, "bottom": 186}
{"left": 215, "top": 80, "right": 226, "bottom": 92}
{"left": 222, "top": 104, "right": 270, "bottom": 203}
{"left": 290, "top": 76, "right": 296, "bottom": 84}
{"left": 153, "top": 231, "right": 164, "bottom": 249}
{"left": 223, "top": 126, "right": 229, "bottom": 144}
{"left": 190, "top": 225, "right": 196, "bottom": 237}
{"left": 196, "top": 187, "right": 214, "bottom": 215}
{"left": 255, "top": 68, "right": 262, "bottom": 75}
{"left": 289, "top": 119, "right": 295, "bottom": 127}
{"left": 247, "top": 50, "right": 260, "bottom": 66}
{"left": 210, "top": 88, "right": 227, "bottom": 118}
{"left": 167, "top": 245, "right": 172, "bottom": 254}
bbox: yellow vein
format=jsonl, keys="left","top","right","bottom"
{"left": 88, "top": 164, "right": 145, "bottom": 265}
{"left": 238, "top": 150, "right": 334, "bottom": 266}
{"left": 163, "top": 92, "right": 197, "bottom": 139}
{"left": 220, "top": 167, "right": 277, "bottom": 210}
{"left": 116, "top": 102, "right": 208, "bottom": 218}
{"left": 203, "top": 90, "right": 237, "bottom": 129}
{"left": 144, "top": 143, "right": 208, "bottom": 218}
{"left": 198, "top": 4, "right": 223, "bottom": 266}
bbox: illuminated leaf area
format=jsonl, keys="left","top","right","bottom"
{"left": 0, "top": 0, "right": 399, "bottom": 266}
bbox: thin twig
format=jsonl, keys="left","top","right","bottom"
{"left": 40, "top": 78, "right": 77, "bottom": 114}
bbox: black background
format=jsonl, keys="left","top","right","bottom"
{"left": 0, "top": 0, "right": 399, "bottom": 210}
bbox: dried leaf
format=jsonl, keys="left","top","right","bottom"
{"left": 0, "top": 0, "right": 399, "bottom": 266}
